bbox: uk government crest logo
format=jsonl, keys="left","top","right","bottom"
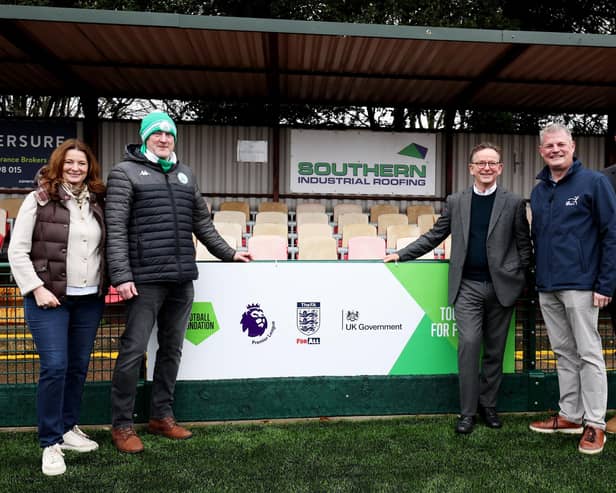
{"left": 240, "top": 303, "right": 275, "bottom": 344}
{"left": 296, "top": 301, "right": 321, "bottom": 345}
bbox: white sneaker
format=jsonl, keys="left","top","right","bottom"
{"left": 42, "top": 444, "right": 66, "bottom": 476}
{"left": 60, "top": 425, "right": 99, "bottom": 452}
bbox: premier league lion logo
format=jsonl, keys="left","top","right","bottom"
{"left": 240, "top": 303, "right": 268, "bottom": 338}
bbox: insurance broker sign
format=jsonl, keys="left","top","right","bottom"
{"left": 0, "top": 120, "right": 76, "bottom": 188}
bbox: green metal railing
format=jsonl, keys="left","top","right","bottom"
{"left": 1, "top": 262, "right": 615, "bottom": 385}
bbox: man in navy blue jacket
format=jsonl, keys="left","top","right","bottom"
{"left": 528, "top": 123, "right": 616, "bottom": 454}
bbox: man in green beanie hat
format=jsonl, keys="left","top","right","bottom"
{"left": 105, "top": 110, "right": 252, "bottom": 454}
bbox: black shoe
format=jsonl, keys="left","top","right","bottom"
{"left": 479, "top": 406, "right": 502, "bottom": 429}
{"left": 456, "top": 415, "right": 475, "bottom": 434}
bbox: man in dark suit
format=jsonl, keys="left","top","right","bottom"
{"left": 384, "top": 142, "right": 532, "bottom": 434}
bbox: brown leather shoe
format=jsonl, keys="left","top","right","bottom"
{"left": 529, "top": 414, "right": 583, "bottom": 434}
{"left": 606, "top": 415, "right": 616, "bottom": 434}
{"left": 578, "top": 426, "right": 606, "bottom": 455}
{"left": 148, "top": 416, "right": 193, "bottom": 440}
{"left": 111, "top": 426, "right": 144, "bottom": 454}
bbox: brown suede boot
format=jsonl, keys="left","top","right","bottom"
{"left": 111, "top": 426, "right": 144, "bottom": 454}
{"left": 148, "top": 416, "right": 193, "bottom": 440}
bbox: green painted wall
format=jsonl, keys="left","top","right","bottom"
{"left": 1, "top": 373, "right": 615, "bottom": 427}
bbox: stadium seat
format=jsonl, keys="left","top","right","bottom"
{"left": 255, "top": 211, "right": 288, "bottom": 225}
{"left": 195, "top": 235, "right": 237, "bottom": 261}
{"left": 341, "top": 223, "right": 376, "bottom": 248}
{"left": 0, "top": 208, "right": 7, "bottom": 251}
{"left": 386, "top": 224, "right": 420, "bottom": 250}
{"left": 248, "top": 235, "right": 288, "bottom": 260}
{"left": 333, "top": 203, "right": 362, "bottom": 223}
{"left": 220, "top": 200, "right": 250, "bottom": 222}
{"left": 0, "top": 198, "right": 25, "bottom": 219}
{"left": 298, "top": 236, "right": 338, "bottom": 260}
{"left": 337, "top": 212, "right": 369, "bottom": 235}
{"left": 443, "top": 235, "right": 452, "bottom": 260}
{"left": 252, "top": 222, "right": 288, "bottom": 239}
{"left": 258, "top": 201, "right": 288, "bottom": 215}
{"left": 396, "top": 236, "right": 435, "bottom": 260}
{"left": 369, "top": 204, "right": 398, "bottom": 223}
{"left": 213, "top": 210, "right": 247, "bottom": 233}
{"left": 377, "top": 213, "right": 408, "bottom": 236}
{"left": 104, "top": 286, "right": 122, "bottom": 304}
{"left": 347, "top": 236, "right": 386, "bottom": 260}
{"left": 296, "top": 202, "right": 326, "bottom": 215}
{"left": 297, "top": 223, "right": 333, "bottom": 246}
{"left": 406, "top": 204, "right": 435, "bottom": 224}
{"left": 417, "top": 213, "right": 440, "bottom": 235}
{"left": 296, "top": 212, "right": 329, "bottom": 227}
{"left": 213, "top": 221, "right": 244, "bottom": 249}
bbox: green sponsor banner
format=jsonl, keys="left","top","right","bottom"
{"left": 386, "top": 263, "right": 515, "bottom": 375}
{"left": 186, "top": 302, "right": 220, "bottom": 346}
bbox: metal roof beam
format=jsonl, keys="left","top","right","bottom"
{"left": 0, "top": 19, "right": 92, "bottom": 96}
{"left": 450, "top": 44, "right": 531, "bottom": 108}
{"left": 5, "top": 57, "right": 612, "bottom": 90}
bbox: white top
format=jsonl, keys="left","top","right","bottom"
{"left": 8, "top": 191, "right": 102, "bottom": 296}
{"left": 473, "top": 183, "right": 497, "bottom": 196}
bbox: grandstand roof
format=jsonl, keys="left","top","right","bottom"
{"left": 1, "top": 5, "right": 615, "bottom": 113}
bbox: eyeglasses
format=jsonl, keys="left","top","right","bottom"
{"left": 471, "top": 161, "right": 502, "bottom": 169}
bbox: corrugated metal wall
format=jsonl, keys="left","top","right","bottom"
{"left": 97, "top": 123, "right": 606, "bottom": 212}
{"left": 452, "top": 133, "right": 605, "bottom": 199}
{"left": 99, "top": 122, "right": 273, "bottom": 211}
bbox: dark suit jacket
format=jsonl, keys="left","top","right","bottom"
{"left": 397, "top": 187, "right": 532, "bottom": 307}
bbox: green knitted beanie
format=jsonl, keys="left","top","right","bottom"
{"left": 139, "top": 111, "right": 177, "bottom": 143}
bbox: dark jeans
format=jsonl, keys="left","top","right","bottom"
{"left": 25, "top": 294, "right": 104, "bottom": 448}
{"left": 111, "top": 282, "right": 194, "bottom": 428}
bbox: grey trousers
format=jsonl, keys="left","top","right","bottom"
{"left": 539, "top": 290, "right": 607, "bottom": 429}
{"left": 454, "top": 279, "right": 514, "bottom": 417}
{"left": 111, "top": 282, "right": 194, "bottom": 428}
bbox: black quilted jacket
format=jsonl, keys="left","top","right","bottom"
{"left": 105, "top": 144, "right": 235, "bottom": 286}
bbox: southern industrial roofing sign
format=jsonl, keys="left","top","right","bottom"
{"left": 290, "top": 129, "right": 436, "bottom": 196}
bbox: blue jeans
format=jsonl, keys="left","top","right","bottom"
{"left": 25, "top": 294, "right": 104, "bottom": 448}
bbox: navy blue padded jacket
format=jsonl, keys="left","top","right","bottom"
{"left": 530, "top": 159, "right": 616, "bottom": 296}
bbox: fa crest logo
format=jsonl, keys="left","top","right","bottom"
{"left": 296, "top": 302, "right": 320, "bottom": 336}
{"left": 565, "top": 195, "right": 579, "bottom": 206}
